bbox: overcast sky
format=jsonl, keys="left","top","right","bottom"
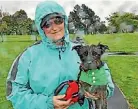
{"left": 0, "top": 0, "right": 138, "bottom": 23}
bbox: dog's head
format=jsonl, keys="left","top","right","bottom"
{"left": 72, "top": 43, "right": 109, "bottom": 70}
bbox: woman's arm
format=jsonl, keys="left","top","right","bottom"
{"left": 6, "top": 49, "right": 54, "bottom": 109}
{"left": 103, "top": 63, "right": 114, "bottom": 98}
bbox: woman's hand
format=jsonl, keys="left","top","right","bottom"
{"left": 53, "top": 94, "right": 74, "bottom": 109}
{"left": 84, "top": 91, "right": 100, "bottom": 100}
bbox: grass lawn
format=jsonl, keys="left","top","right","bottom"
{"left": 0, "top": 35, "right": 35, "bottom": 77}
{"left": 104, "top": 56, "right": 138, "bottom": 109}
{"left": 0, "top": 34, "right": 138, "bottom": 109}
{"left": 84, "top": 33, "right": 138, "bottom": 52}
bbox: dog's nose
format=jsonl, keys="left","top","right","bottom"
{"left": 87, "top": 61, "right": 91, "bottom": 64}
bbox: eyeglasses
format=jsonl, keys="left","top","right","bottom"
{"left": 42, "top": 16, "right": 64, "bottom": 29}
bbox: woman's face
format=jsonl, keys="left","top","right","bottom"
{"left": 42, "top": 16, "right": 65, "bottom": 41}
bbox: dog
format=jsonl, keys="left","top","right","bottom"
{"left": 72, "top": 43, "right": 109, "bottom": 109}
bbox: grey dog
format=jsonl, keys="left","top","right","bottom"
{"left": 72, "top": 43, "right": 109, "bottom": 109}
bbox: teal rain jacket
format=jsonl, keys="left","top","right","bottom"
{"left": 6, "top": 1, "right": 114, "bottom": 109}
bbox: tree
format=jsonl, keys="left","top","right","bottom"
{"left": 68, "top": 4, "right": 107, "bottom": 34}
{"left": 106, "top": 12, "right": 138, "bottom": 33}
{"left": 0, "top": 21, "right": 7, "bottom": 42}
{"left": 1, "top": 9, "right": 34, "bottom": 35}
{"left": 13, "top": 9, "right": 27, "bottom": 21}
{"left": 12, "top": 9, "right": 29, "bottom": 35}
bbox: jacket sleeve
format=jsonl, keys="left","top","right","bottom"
{"left": 103, "top": 63, "right": 114, "bottom": 98}
{"left": 6, "top": 49, "right": 54, "bottom": 109}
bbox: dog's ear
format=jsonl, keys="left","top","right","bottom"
{"left": 101, "top": 44, "right": 109, "bottom": 50}
{"left": 98, "top": 42, "right": 101, "bottom": 45}
{"left": 90, "top": 44, "right": 96, "bottom": 48}
{"left": 98, "top": 43, "right": 109, "bottom": 50}
{"left": 99, "top": 44, "right": 110, "bottom": 54}
{"left": 72, "top": 45, "right": 82, "bottom": 53}
{"left": 104, "top": 45, "right": 109, "bottom": 50}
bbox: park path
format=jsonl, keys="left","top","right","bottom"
{"left": 107, "top": 84, "right": 129, "bottom": 109}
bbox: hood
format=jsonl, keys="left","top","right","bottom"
{"left": 35, "top": 1, "right": 70, "bottom": 49}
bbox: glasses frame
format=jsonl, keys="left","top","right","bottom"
{"left": 41, "top": 15, "right": 65, "bottom": 29}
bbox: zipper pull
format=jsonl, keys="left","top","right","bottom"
{"left": 59, "top": 50, "right": 61, "bottom": 60}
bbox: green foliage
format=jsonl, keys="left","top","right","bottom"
{"left": 106, "top": 12, "right": 138, "bottom": 32}
{"left": 0, "top": 9, "right": 35, "bottom": 35}
{"left": 0, "top": 21, "right": 7, "bottom": 34}
{"left": 68, "top": 4, "right": 107, "bottom": 34}
{"left": 13, "top": 9, "right": 27, "bottom": 20}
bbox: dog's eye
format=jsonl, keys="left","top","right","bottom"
{"left": 83, "top": 51, "right": 88, "bottom": 56}
{"left": 92, "top": 51, "right": 97, "bottom": 56}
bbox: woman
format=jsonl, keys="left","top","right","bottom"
{"left": 6, "top": 1, "right": 114, "bottom": 109}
